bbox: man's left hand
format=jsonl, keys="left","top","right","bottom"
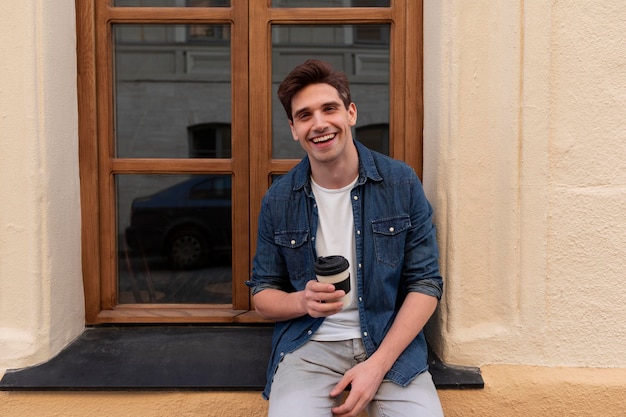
{"left": 329, "top": 359, "right": 386, "bottom": 417}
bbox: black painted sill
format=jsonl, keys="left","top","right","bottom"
{"left": 0, "top": 326, "right": 483, "bottom": 391}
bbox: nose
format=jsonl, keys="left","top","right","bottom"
{"left": 312, "top": 112, "right": 328, "bottom": 131}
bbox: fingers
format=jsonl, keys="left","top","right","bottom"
{"left": 305, "top": 280, "right": 346, "bottom": 303}
{"left": 306, "top": 296, "right": 344, "bottom": 317}
{"left": 330, "top": 364, "right": 382, "bottom": 417}
{"left": 329, "top": 374, "right": 351, "bottom": 398}
{"left": 303, "top": 280, "right": 345, "bottom": 317}
{"left": 329, "top": 375, "right": 355, "bottom": 417}
{"left": 330, "top": 389, "right": 367, "bottom": 417}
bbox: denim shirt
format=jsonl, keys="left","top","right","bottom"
{"left": 247, "top": 140, "right": 443, "bottom": 400}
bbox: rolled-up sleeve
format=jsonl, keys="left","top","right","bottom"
{"left": 402, "top": 179, "right": 443, "bottom": 300}
{"left": 246, "top": 196, "right": 289, "bottom": 296}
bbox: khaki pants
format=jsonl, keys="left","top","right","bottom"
{"left": 268, "top": 339, "right": 444, "bottom": 417}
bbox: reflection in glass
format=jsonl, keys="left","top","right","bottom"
{"left": 356, "top": 123, "right": 388, "bottom": 155}
{"left": 114, "top": 0, "right": 230, "bottom": 7}
{"left": 117, "top": 174, "right": 232, "bottom": 304}
{"left": 113, "top": 24, "right": 231, "bottom": 158}
{"left": 188, "top": 123, "right": 232, "bottom": 158}
{"left": 271, "top": 24, "right": 390, "bottom": 159}
{"left": 272, "top": 0, "right": 389, "bottom": 7}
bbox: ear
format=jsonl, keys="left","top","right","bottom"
{"left": 289, "top": 120, "right": 298, "bottom": 141}
{"left": 348, "top": 102, "right": 357, "bottom": 126}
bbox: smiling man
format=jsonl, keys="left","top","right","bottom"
{"left": 247, "top": 60, "right": 444, "bottom": 417}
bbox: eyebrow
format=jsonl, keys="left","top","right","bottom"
{"left": 292, "top": 100, "right": 342, "bottom": 120}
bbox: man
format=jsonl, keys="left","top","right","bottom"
{"left": 247, "top": 59, "right": 444, "bottom": 417}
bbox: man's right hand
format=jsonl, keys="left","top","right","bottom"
{"left": 301, "top": 280, "right": 345, "bottom": 318}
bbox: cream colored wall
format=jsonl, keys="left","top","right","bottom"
{"left": 0, "top": 0, "right": 84, "bottom": 369}
{"left": 2, "top": 366, "right": 626, "bottom": 416}
{"left": 1, "top": 2, "right": 625, "bottom": 415}
{"left": 423, "top": 0, "right": 626, "bottom": 368}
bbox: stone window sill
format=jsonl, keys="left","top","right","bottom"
{"left": 0, "top": 326, "right": 483, "bottom": 391}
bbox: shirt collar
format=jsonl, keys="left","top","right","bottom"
{"left": 292, "top": 140, "right": 383, "bottom": 191}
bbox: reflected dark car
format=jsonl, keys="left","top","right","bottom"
{"left": 125, "top": 175, "right": 232, "bottom": 269}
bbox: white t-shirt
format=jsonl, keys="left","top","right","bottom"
{"left": 310, "top": 176, "right": 361, "bottom": 341}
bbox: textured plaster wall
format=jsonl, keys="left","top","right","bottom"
{"left": 0, "top": 0, "right": 84, "bottom": 369}
{"left": 544, "top": 1, "right": 626, "bottom": 366}
{"left": 424, "top": 0, "right": 626, "bottom": 367}
{"left": 2, "top": 366, "right": 626, "bottom": 417}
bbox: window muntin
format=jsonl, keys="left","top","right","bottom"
{"left": 114, "top": 0, "right": 230, "bottom": 7}
{"left": 271, "top": 0, "right": 390, "bottom": 7}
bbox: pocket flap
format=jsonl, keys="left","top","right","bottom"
{"left": 371, "top": 215, "right": 411, "bottom": 236}
{"left": 274, "top": 230, "right": 309, "bottom": 248}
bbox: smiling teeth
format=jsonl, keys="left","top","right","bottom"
{"left": 312, "top": 134, "right": 335, "bottom": 143}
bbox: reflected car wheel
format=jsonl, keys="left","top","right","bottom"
{"left": 167, "top": 228, "right": 208, "bottom": 269}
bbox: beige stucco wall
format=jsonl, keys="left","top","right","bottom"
{"left": 0, "top": 0, "right": 84, "bottom": 369}
{"left": 423, "top": 0, "right": 626, "bottom": 368}
{"left": 1, "top": 0, "right": 625, "bottom": 415}
{"left": 2, "top": 366, "right": 626, "bottom": 416}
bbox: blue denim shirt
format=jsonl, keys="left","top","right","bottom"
{"left": 247, "top": 141, "right": 443, "bottom": 400}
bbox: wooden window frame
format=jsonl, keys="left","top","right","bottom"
{"left": 76, "top": 0, "right": 423, "bottom": 324}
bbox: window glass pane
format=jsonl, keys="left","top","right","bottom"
{"left": 113, "top": 24, "right": 231, "bottom": 158}
{"left": 118, "top": 174, "right": 232, "bottom": 304}
{"left": 114, "top": 0, "right": 230, "bottom": 7}
{"left": 272, "top": 0, "right": 390, "bottom": 7}
{"left": 271, "top": 24, "right": 390, "bottom": 159}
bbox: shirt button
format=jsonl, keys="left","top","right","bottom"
{"left": 358, "top": 263, "right": 362, "bottom": 268}
{"left": 389, "top": 227, "right": 394, "bottom": 232}
{"left": 363, "top": 332, "right": 368, "bottom": 337}
{"left": 280, "top": 352, "right": 285, "bottom": 357}
{"left": 356, "top": 230, "right": 361, "bottom": 235}
{"left": 359, "top": 297, "right": 363, "bottom": 302}
{"left": 353, "top": 195, "right": 358, "bottom": 200}
{"left": 290, "top": 240, "right": 296, "bottom": 245}
{"left": 307, "top": 330, "right": 312, "bottom": 335}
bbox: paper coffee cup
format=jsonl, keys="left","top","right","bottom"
{"left": 314, "top": 255, "right": 351, "bottom": 307}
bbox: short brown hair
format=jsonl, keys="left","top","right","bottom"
{"left": 277, "top": 59, "right": 352, "bottom": 121}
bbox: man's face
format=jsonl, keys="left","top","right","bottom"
{"left": 289, "top": 83, "right": 357, "bottom": 166}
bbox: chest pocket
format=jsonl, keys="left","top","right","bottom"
{"left": 372, "top": 215, "right": 411, "bottom": 267}
{"left": 274, "top": 230, "right": 310, "bottom": 282}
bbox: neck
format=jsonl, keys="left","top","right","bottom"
{"left": 310, "top": 143, "right": 359, "bottom": 189}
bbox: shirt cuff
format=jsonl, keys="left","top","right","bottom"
{"left": 406, "top": 279, "right": 443, "bottom": 300}
{"left": 245, "top": 280, "right": 283, "bottom": 296}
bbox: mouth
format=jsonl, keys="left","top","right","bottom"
{"left": 310, "top": 133, "right": 336, "bottom": 144}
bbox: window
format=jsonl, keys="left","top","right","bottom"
{"left": 356, "top": 123, "right": 389, "bottom": 155}
{"left": 76, "top": 0, "right": 423, "bottom": 324}
{"left": 188, "top": 123, "right": 232, "bottom": 158}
